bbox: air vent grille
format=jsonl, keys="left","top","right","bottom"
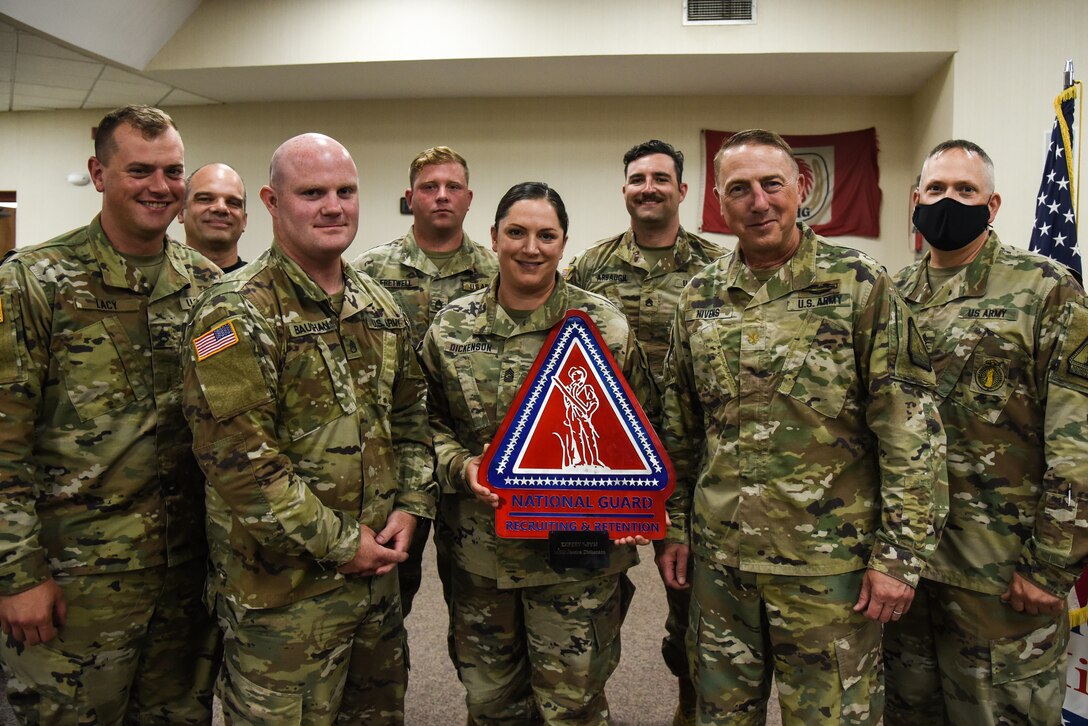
{"left": 684, "top": 0, "right": 755, "bottom": 25}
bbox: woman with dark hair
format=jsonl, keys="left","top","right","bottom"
{"left": 420, "top": 182, "right": 657, "bottom": 725}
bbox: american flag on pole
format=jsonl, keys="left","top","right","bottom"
{"left": 193, "top": 320, "right": 239, "bottom": 361}
{"left": 1029, "top": 85, "right": 1081, "bottom": 281}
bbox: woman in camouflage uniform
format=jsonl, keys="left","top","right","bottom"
{"left": 419, "top": 182, "right": 656, "bottom": 725}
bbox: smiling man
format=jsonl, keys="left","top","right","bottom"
{"left": 179, "top": 162, "right": 249, "bottom": 272}
{"left": 565, "top": 139, "right": 726, "bottom": 725}
{"left": 0, "top": 105, "right": 221, "bottom": 723}
{"left": 658, "top": 129, "right": 945, "bottom": 724}
{"left": 183, "top": 133, "right": 435, "bottom": 724}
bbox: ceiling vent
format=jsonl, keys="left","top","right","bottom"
{"left": 683, "top": 0, "right": 756, "bottom": 25}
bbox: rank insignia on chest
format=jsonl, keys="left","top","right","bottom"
{"left": 193, "top": 321, "right": 239, "bottom": 361}
{"left": 479, "top": 310, "right": 673, "bottom": 541}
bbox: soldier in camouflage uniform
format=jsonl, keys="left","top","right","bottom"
{"left": 420, "top": 182, "right": 656, "bottom": 725}
{"left": 0, "top": 105, "right": 220, "bottom": 724}
{"left": 884, "top": 140, "right": 1088, "bottom": 726}
{"left": 353, "top": 146, "right": 497, "bottom": 620}
{"left": 657, "top": 129, "right": 945, "bottom": 725}
{"left": 566, "top": 139, "right": 727, "bottom": 725}
{"left": 182, "top": 133, "right": 435, "bottom": 725}
{"left": 179, "top": 162, "right": 249, "bottom": 273}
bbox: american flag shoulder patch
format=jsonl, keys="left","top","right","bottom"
{"left": 194, "top": 320, "right": 239, "bottom": 361}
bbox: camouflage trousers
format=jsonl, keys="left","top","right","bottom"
{"left": 216, "top": 570, "right": 406, "bottom": 726}
{"left": 689, "top": 561, "right": 882, "bottom": 725}
{"left": 884, "top": 578, "right": 1068, "bottom": 726}
{"left": 449, "top": 567, "right": 632, "bottom": 725}
{"left": 654, "top": 541, "right": 694, "bottom": 681}
{"left": 0, "top": 559, "right": 219, "bottom": 725}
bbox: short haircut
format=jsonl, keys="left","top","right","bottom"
{"left": 94, "top": 105, "right": 177, "bottom": 165}
{"left": 409, "top": 146, "right": 469, "bottom": 187}
{"left": 185, "top": 163, "right": 247, "bottom": 210}
{"left": 921, "top": 139, "right": 996, "bottom": 193}
{"left": 623, "top": 139, "right": 685, "bottom": 184}
{"left": 493, "top": 182, "right": 569, "bottom": 236}
{"left": 713, "top": 128, "right": 798, "bottom": 185}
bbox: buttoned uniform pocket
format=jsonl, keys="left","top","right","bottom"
{"left": 834, "top": 620, "right": 882, "bottom": 693}
{"left": 58, "top": 317, "right": 141, "bottom": 422}
{"left": 938, "top": 327, "right": 1021, "bottom": 424}
{"left": 0, "top": 290, "right": 26, "bottom": 384}
{"left": 279, "top": 335, "right": 344, "bottom": 442}
{"left": 219, "top": 654, "right": 304, "bottom": 725}
{"left": 778, "top": 311, "right": 855, "bottom": 419}
{"left": 684, "top": 313, "right": 737, "bottom": 408}
{"left": 990, "top": 618, "right": 1066, "bottom": 686}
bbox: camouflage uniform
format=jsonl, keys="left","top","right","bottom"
{"left": 662, "top": 222, "right": 944, "bottom": 725}
{"left": 885, "top": 232, "right": 1088, "bottom": 725}
{"left": 182, "top": 243, "right": 436, "bottom": 725}
{"left": 419, "top": 276, "right": 656, "bottom": 725}
{"left": 0, "top": 216, "right": 220, "bottom": 723}
{"left": 566, "top": 227, "right": 727, "bottom": 700}
{"left": 353, "top": 228, "right": 497, "bottom": 347}
{"left": 353, "top": 228, "right": 497, "bottom": 619}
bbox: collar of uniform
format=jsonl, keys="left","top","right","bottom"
{"left": 476, "top": 274, "right": 570, "bottom": 337}
{"left": 151, "top": 237, "right": 198, "bottom": 302}
{"left": 400, "top": 227, "right": 483, "bottom": 277}
{"left": 340, "top": 263, "right": 398, "bottom": 321}
{"left": 269, "top": 241, "right": 344, "bottom": 306}
{"left": 616, "top": 228, "right": 692, "bottom": 276}
{"left": 904, "top": 230, "right": 1000, "bottom": 307}
{"left": 722, "top": 222, "right": 816, "bottom": 302}
{"left": 87, "top": 214, "right": 173, "bottom": 295}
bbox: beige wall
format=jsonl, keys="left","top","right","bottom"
{"left": 951, "top": 0, "right": 1088, "bottom": 252}
{"left": 151, "top": 0, "right": 957, "bottom": 69}
{"left": 2, "top": 0, "right": 1086, "bottom": 272}
{"left": 0, "top": 94, "right": 917, "bottom": 270}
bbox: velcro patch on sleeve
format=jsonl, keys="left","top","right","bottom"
{"left": 907, "top": 318, "right": 932, "bottom": 372}
{"left": 1054, "top": 301, "right": 1088, "bottom": 393}
{"left": 193, "top": 318, "right": 271, "bottom": 420}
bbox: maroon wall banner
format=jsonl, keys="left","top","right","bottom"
{"left": 702, "top": 127, "right": 881, "bottom": 237}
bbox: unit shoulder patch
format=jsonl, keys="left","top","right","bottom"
{"left": 907, "top": 318, "right": 932, "bottom": 372}
{"left": 1062, "top": 302, "right": 1088, "bottom": 382}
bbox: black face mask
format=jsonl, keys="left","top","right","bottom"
{"left": 912, "top": 197, "right": 992, "bottom": 251}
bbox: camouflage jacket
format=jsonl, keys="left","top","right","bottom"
{"left": 895, "top": 231, "right": 1088, "bottom": 596}
{"left": 662, "top": 223, "right": 945, "bottom": 586}
{"left": 566, "top": 227, "right": 728, "bottom": 387}
{"left": 182, "top": 244, "right": 435, "bottom": 609}
{"left": 0, "top": 216, "right": 219, "bottom": 595}
{"left": 419, "top": 276, "right": 657, "bottom": 588}
{"left": 352, "top": 228, "right": 498, "bottom": 347}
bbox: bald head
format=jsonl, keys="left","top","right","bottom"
{"left": 259, "top": 133, "right": 360, "bottom": 270}
{"left": 268, "top": 133, "right": 356, "bottom": 190}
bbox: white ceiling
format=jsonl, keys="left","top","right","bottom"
{"left": 0, "top": 8, "right": 952, "bottom": 113}
{"left": 0, "top": 20, "right": 215, "bottom": 112}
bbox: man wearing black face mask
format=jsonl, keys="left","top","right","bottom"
{"left": 886, "top": 139, "right": 1088, "bottom": 724}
